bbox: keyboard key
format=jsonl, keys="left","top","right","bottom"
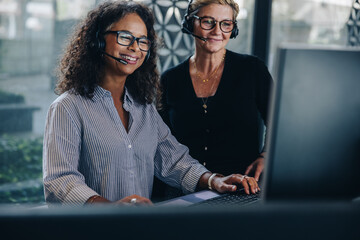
{"left": 191, "top": 191, "right": 260, "bottom": 207}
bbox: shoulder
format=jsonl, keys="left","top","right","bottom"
{"left": 51, "top": 91, "right": 78, "bottom": 106}
{"left": 49, "top": 91, "right": 87, "bottom": 115}
{"left": 225, "top": 50, "right": 269, "bottom": 73}
{"left": 226, "top": 50, "right": 264, "bottom": 65}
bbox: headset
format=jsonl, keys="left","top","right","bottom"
{"left": 95, "top": 30, "right": 106, "bottom": 51}
{"left": 95, "top": 29, "right": 150, "bottom": 64}
{"left": 181, "top": 0, "right": 239, "bottom": 39}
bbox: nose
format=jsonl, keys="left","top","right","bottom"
{"left": 128, "top": 39, "right": 141, "bottom": 52}
{"left": 211, "top": 22, "right": 222, "bottom": 34}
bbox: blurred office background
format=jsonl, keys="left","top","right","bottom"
{"left": 0, "top": 0, "right": 358, "bottom": 205}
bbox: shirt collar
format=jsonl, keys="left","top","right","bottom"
{"left": 92, "top": 85, "right": 134, "bottom": 109}
{"left": 123, "top": 87, "right": 134, "bottom": 110}
{"left": 91, "top": 85, "right": 111, "bottom": 102}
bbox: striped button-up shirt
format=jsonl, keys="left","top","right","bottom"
{"left": 43, "top": 86, "right": 208, "bottom": 205}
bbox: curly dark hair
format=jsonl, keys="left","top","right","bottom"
{"left": 56, "top": 1, "right": 161, "bottom": 107}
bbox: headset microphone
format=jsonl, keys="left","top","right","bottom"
{"left": 102, "top": 51, "right": 128, "bottom": 65}
{"left": 181, "top": 0, "right": 208, "bottom": 42}
{"left": 182, "top": 26, "right": 207, "bottom": 42}
{"left": 192, "top": 33, "right": 207, "bottom": 42}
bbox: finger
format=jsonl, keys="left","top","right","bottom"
{"left": 124, "top": 195, "right": 153, "bottom": 206}
{"left": 241, "top": 177, "right": 250, "bottom": 194}
{"left": 217, "top": 182, "right": 237, "bottom": 193}
{"left": 229, "top": 174, "right": 247, "bottom": 184}
{"left": 244, "top": 165, "right": 253, "bottom": 175}
{"left": 254, "top": 165, "right": 264, "bottom": 182}
{"left": 246, "top": 177, "right": 258, "bottom": 194}
{"left": 226, "top": 183, "right": 237, "bottom": 192}
{"left": 132, "top": 196, "right": 153, "bottom": 206}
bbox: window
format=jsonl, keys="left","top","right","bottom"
{"left": 0, "top": 0, "right": 95, "bottom": 205}
{"left": 269, "top": 0, "right": 354, "bottom": 72}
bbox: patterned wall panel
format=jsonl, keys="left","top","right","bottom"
{"left": 139, "top": 0, "right": 194, "bottom": 72}
{"left": 347, "top": 0, "right": 360, "bottom": 46}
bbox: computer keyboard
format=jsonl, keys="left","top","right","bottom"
{"left": 191, "top": 190, "right": 261, "bottom": 207}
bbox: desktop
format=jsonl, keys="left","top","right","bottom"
{"left": 264, "top": 44, "right": 360, "bottom": 201}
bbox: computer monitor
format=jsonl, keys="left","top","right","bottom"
{"left": 264, "top": 44, "right": 360, "bottom": 201}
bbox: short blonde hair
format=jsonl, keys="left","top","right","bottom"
{"left": 188, "top": 0, "right": 239, "bottom": 20}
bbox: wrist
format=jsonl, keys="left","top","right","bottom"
{"left": 86, "top": 195, "right": 101, "bottom": 204}
{"left": 208, "top": 173, "right": 223, "bottom": 190}
{"left": 85, "top": 195, "right": 110, "bottom": 204}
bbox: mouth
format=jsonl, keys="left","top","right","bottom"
{"left": 207, "top": 38, "right": 223, "bottom": 42}
{"left": 119, "top": 54, "right": 139, "bottom": 64}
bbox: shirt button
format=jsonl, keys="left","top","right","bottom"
{"left": 203, "top": 162, "right": 206, "bottom": 166}
{"left": 204, "top": 146, "right": 208, "bottom": 151}
{"left": 128, "top": 144, "right": 132, "bottom": 149}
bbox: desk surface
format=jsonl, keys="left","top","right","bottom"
{"left": 1, "top": 201, "right": 359, "bottom": 239}
{"left": 155, "top": 190, "right": 220, "bottom": 207}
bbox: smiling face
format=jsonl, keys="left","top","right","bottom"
{"left": 193, "top": 3, "right": 234, "bottom": 54}
{"left": 103, "top": 13, "right": 148, "bottom": 77}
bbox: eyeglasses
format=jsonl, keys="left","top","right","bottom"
{"left": 104, "top": 30, "right": 151, "bottom": 52}
{"left": 193, "top": 15, "right": 235, "bottom": 33}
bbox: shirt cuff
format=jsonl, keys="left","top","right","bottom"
{"left": 181, "top": 164, "right": 209, "bottom": 194}
{"left": 61, "top": 185, "right": 99, "bottom": 205}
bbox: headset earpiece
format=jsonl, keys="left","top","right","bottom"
{"left": 181, "top": 0, "right": 194, "bottom": 34}
{"left": 96, "top": 30, "right": 106, "bottom": 51}
{"left": 230, "top": 24, "right": 239, "bottom": 39}
{"left": 144, "top": 50, "right": 150, "bottom": 62}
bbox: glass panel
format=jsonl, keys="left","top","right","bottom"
{"left": 0, "top": 0, "right": 96, "bottom": 206}
{"left": 227, "top": 0, "right": 255, "bottom": 55}
{"left": 0, "top": 0, "right": 256, "bottom": 205}
{"left": 269, "top": 0, "right": 354, "bottom": 72}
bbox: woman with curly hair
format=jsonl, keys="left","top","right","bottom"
{"left": 43, "top": 1, "right": 259, "bottom": 206}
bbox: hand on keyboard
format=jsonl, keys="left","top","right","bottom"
{"left": 211, "top": 174, "right": 260, "bottom": 195}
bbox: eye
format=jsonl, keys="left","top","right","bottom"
{"left": 139, "top": 38, "right": 150, "bottom": 45}
{"left": 202, "top": 18, "right": 214, "bottom": 25}
{"left": 118, "top": 33, "right": 133, "bottom": 42}
{"left": 222, "top": 21, "right": 232, "bottom": 27}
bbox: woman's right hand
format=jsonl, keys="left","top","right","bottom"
{"left": 115, "top": 194, "right": 153, "bottom": 206}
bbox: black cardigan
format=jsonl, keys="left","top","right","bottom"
{"left": 160, "top": 50, "right": 273, "bottom": 175}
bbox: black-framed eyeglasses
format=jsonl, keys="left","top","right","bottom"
{"left": 104, "top": 30, "right": 151, "bottom": 52}
{"left": 193, "top": 15, "right": 236, "bottom": 33}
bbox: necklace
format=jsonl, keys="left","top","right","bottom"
{"left": 200, "top": 77, "right": 218, "bottom": 114}
{"left": 193, "top": 53, "right": 226, "bottom": 83}
{"left": 194, "top": 52, "right": 226, "bottom": 113}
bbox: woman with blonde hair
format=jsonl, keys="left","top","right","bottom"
{"left": 158, "top": 0, "right": 272, "bottom": 198}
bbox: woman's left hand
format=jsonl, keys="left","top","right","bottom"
{"left": 245, "top": 156, "right": 265, "bottom": 181}
{"left": 212, "top": 174, "right": 260, "bottom": 195}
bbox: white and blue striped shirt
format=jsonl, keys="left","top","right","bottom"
{"left": 43, "top": 86, "right": 208, "bottom": 205}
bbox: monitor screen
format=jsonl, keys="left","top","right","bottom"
{"left": 264, "top": 44, "right": 360, "bottom": 200}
